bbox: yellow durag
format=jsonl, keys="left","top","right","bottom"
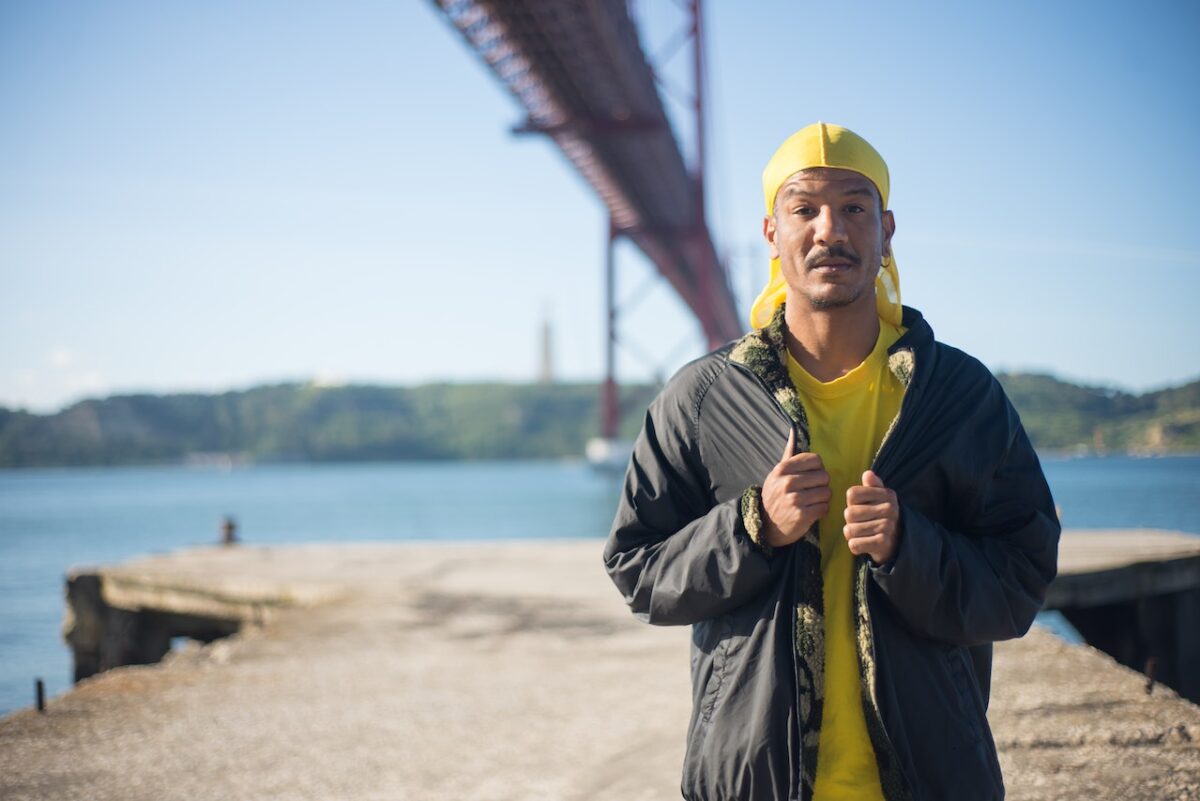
{"left": 749, "top": 122, "right": 902, "bottom": 330}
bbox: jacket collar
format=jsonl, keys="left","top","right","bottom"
{"left": 728, "top": 303, "right": 930, "bottom": 437}
{"left": 886, "top": 305, "right": 933, "bottom": 388}
{"left": 728, "top": 302, "right": 812, "bottom": 449}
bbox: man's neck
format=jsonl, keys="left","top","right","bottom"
{"left": 783, "top": 295, "right": 880, "bottom": 383}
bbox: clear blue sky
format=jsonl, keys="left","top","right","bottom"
{"left": 2, "top": 0, "right": 1198, "bottom": 412}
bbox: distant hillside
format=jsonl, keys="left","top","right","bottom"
{"left": 0, "top": 375, "right": 1196, "bottom": 467}
{"left": 997, "top": 373, "right": 1200, "bottom": 454}
{"left": 0, "top": 382, "right": 659, "bottom": 468}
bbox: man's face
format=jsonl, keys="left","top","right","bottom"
{"left": 763, "top": 167, "right": 895, "bottom": 313}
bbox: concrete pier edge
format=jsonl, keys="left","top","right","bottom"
{"left": 1, "top": 536, "right": 1198, "bottom": 800}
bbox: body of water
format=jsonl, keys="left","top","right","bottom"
{"left": 1, "top": 455, "right": 1197, "bottom": 716}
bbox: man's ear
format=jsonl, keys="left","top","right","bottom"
{"left": 881, "top": 210, "right": 896, "bottom": 258}
{"left": 762, "top": 215, "right": 780, "bottom": 260}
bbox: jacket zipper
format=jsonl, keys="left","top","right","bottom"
{"left": 728, "top": 359, "right": 810, "bottom": 798}
{"left": 864, "top": 345, "right": 921, "bottom": 800}
{"left": 731, "top": 350, "right": 925, "bottom": 800}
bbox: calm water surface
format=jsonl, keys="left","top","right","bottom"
{"left": 1, "top": 455, "right": 1197, "bottom": 716}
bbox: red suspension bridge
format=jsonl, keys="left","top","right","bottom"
{"left": 430, "top": 0, "right": 740, "bottom": 444}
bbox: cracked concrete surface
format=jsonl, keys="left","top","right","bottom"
{"left": 1, "top": 541, "right": 1197, "bottom": 800}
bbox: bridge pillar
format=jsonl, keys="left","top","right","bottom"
{"left": 602, "top": 222, "right": 619, "bottom": 440}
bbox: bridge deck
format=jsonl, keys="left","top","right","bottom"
{"left": 432, "top": 0, "right": 741, "bottom": 344}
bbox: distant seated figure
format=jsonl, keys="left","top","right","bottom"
{"left": 220, "top": 516, "right": 238, "bottom": 546}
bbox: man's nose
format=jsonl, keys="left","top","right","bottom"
{"left": 813, "top": 206, "right": 847, "bottom": 245}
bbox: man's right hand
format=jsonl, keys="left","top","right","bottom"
{"left": 760, "top": 428, "right": 831, "bottom": 547}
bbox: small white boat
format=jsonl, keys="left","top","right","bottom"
{"left": 585, "top": 437, "right": 633, "bottom": 475}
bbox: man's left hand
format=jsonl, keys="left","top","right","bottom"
{"left": 844, "top": 470, "right": 900, "bottom": 566}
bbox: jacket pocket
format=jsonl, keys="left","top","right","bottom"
{"left": 873, "top": 600, "right": 1004, "bottom": 799}
{"left": 946, "top": 644, "right": 1006, "bottom": 791}
{"left": 941, "top": 644, "right": 984, "bottom": 744}
{"left": 695, "top": 616, "right": 734, "bottom": 725}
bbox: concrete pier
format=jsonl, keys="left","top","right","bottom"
{"left": 1, "top": 534, "right": 1198, "bottom": 800}
{"left": 1046, "top": 529, "right": 1200, "bottom": 703}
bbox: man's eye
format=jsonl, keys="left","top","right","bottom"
{"left": 793, "top": 206, "right": 814, "bottom": 216}
{"left": 846, "top": 204, "right": 865, "bottom": 214}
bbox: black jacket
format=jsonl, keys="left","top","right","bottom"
{"left": 602, "top": 305, "right": 1060, "bottom": 801}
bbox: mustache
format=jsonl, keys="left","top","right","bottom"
{"left": 805, "top": 245, "right": 860, "bottom": 268}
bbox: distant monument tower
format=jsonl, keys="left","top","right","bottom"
{"left": 539, "top": 305, "right": 555, "bottom": 384}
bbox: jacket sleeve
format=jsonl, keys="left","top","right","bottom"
{"left": 870, "top": 398, "right": 1061, "bottom": 647}
{"left": 602, "top": 380, "right": 779, "bottom": 626}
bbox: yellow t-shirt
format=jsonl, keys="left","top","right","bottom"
{"left": 786, "top": 321, "right": 905, "bottom": 801}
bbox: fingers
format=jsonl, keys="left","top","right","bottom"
{"left": 843, "top": 518, "right": 893, "bottom": 540}
{"left": 781, "top": 473, "right": 833, "bottom": 494}
{"left": 781, "top": 427, "right": 796, "bottom": 462}
{"left": 761, "top": 496, "right": 829, "bottom": 548}
{"left": 790, "top": 499, "right": 831, "bottom": 524}
{"left": 776, "top": 430, "right": 825, "bottom": 475}
{"left": 862, "top": 469, "right": 886, "bottom": 488}
{"left": 843, "top": 500, "right": 896, "bottom": 524}
{"left": 776, "top": 452, "right": 826, "bottom": 476}
{"left": 791, "top": 485, "right": 833, "bottom": 508}
{"left": 846, "top": 484, "right": 893, "bottom": 507}
{"left": 839, "top": 473, "right": 898, "bottom": 565}
{"left": 844, "top": 521, "right": 892, "bottom": 565}
{"left": 845, "top": 532, "right": 887, "bottom": 557}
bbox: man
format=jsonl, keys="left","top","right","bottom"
{"left": 602, "top": 122, "right": 1060, "bottom": 801}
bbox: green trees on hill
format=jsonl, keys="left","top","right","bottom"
{"left": 1000, "top": 374, "right": 1200, "bottom": 454}
{"left": 0, "top": 375, "right": 1195, "bottom": 467}
{"left": 0, "top": 383, "right": 658, "bottom": 467}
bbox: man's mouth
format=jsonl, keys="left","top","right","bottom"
{"left": 809, "top": 260, "right": 854, "bottom": 273}
{"left": 806, "top": 248, "right": 860, "bottom": 273}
